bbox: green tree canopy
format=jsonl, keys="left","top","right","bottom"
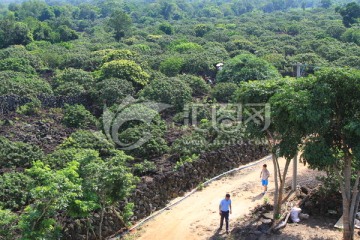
{"left": 216, "top": 54, "right": 281, "bottom": 83}
{"left": 336, "top": 2, "right": 360, "bottom": 28}
{"left": 139, "top": 77, "right": 192, "bottom": 111}
{"left": 108, "top": 9, "right": 132, "bottom": 41}
{"left": 100, "top": 59, "right": 149, "bottom": 87}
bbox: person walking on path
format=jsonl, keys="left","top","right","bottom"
{"left": 219, "top": 193, "right": 232, "bottom": 234}
{"left": 260, "top": 164, "right": 270, "bottom": 195}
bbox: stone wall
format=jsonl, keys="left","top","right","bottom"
{"left": 63, "top": 142, "right": 269, "bottom": 239}
{"left": 0, "top": 94, "right": 89, "bottom": 114}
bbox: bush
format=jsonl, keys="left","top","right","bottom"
{"left": 60, "top": 130, "right": 115, "bottom": 157}
{"left": 118, "top": 124, "right": 169, "bottom": 158}
{"left": 159, "top": 56, "right": 184, "bottom": 77}
{"left": 0, "top": 71, "right": 52, "bottom": 96}
{"left": 180, "top": 75, "right": 211, "bottom": 97}
{"left": 174, "top": 154, "right": 199, "bottom": 170}
{"left": 0, "top": 45, "right": 44, "bottom": 70}
{"left": 62, "top": 104, "right": 98, "bottom": 128}
{"left": 216, "top": 54, "right": 281, "bottom": 83}
{"left": 341, "top": 28, "right": 360, "bottom": 46}
{"left": 102, "top": 49, "right": 137, "bottom": 63}
{"left": 171, "top": 133, "right": 208, "bottom": 157}
{"left": 172, "top": 42, "right": 203, "bottom": 53}
{"left": 16, "top": 98, "right": 42, "bottom": 116}
{"left": 0, "top": 57, "right": 35, "bottom": 74}
{"left": 133, "top": 160, "right": 157, "bottom": 176}
{"left": 0, "top": 172, "right": 33, "bottom": 210}
{"left": 53, "top": 68, "right": 95, "bottom": 90}
{"left": 54, "top": 82, "right": 86, "bottom": 97}
{"left": 211, "top": 82, "right": 238, "bottom": 102}
{"left": 334, "top": 56, "right": 360, "bottom": 68}
{"left": 97, "top": 78, "right": 135, "bottom": 106}
{"left": 100, "top": 59, "right": 150, "bottom": 87}
{"left": 139, "top": 77, "right": 192, "bottom": 111}
{"left": 0, "top": 208, "right": 18, "bottom": 240}
{"left": 159, "top": 22, "right": 174, "bottom": 35}
{"left": 194, "top": 24, "right": 212, "bottom": 37}
{"left": 0, "top": 137, "right": 44, "bottom": 169}
{"left": 45, "top": 148, "right": 83, "bottom": 169}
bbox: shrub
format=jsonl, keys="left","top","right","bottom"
{"left": 211, "top": 82, "right": 238, "bottom": 102}
{"left": 194, "top": 24, "right": 212, "bottom": 37}
{"left": 60, "top": 130, "right": 115, "bottom": 157}
{"left": 171, "top": 133, "right": 208, "bottom": 157}
{"left": 100, "top": 59, "right": 149, "bottom": 87}
{"left": 334, "top": 56, "right": 360, "bottom": 68}
{"left": 216, "top": 54, "right": 281, "bottom": 83}
{"left": 172, "top": 42, "right": 203, "bottom": 53}
{"left": 54, "top": 82, "right": 86, "bottom": 97}
{"left": 159, "top": 56, "right": 184, "bottom": 77}
{"left": 118, "top": 124, "right": 169, "bottom": 158}
{"left": 341, "top": 28, "right": 360, "bottom": 46}
{"left": 53, "top": 68, "right": 95, "bottom": 90}
{"left": 139, "top": 77, "right": 192, "bottom": 111}
{"left": 0, "top": 137, "right": 44, "bottom": 169}
{"left": 16, "top": 98, "right": 42, "bottom": 116}
{"left": 45, "top": 148, "right": 83, "bottom": 169}
{"left": 133, "top": 160, "right": 157, "bottom": 176}
{"left": 0, "top": 58, "right": 35, "bottom": 74}
{"left": 102, "top": 49, "right": 137, "bottom": 63}
{"left": 0, "top": 71, "right": 52, "bottom": 96}
{"left": 174, "top": 154, "right": 199, "bottom": 170}
{"left": 0, "top": 172, "right": 33, "bottom": 210}
{"left": 179, "top": 74, "right": 211, "bottom": 97}
{"left": 97, "top": 78, "right": 135, "bottom": 106}
{"left": 0, "top": 208, "right": 18, "bottom": 240}
{"left": 62, "top": 104, "right": 98, "bottom": 128}
{"left": 159, "top": 22, "right": 174, "bottom": 35}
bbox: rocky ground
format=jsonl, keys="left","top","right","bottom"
{"left": 0, "top": 110, "right": 74, "bottom": 153}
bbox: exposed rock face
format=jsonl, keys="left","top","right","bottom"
{"left": 63, "top": 143, "right": 269, "bottom": 239}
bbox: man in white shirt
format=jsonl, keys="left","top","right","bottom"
{"left": 219, "top": 193, "right": 232, "bottom": 234}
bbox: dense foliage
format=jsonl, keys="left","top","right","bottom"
{"left": 1, "top": 0, "right": 360, "bottom": 238}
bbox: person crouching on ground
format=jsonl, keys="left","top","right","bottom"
{"left": 219, "top": 193, "right": 232, "bottom": 234}
{"left": 260, "top": 164, "right": 270, "bottom": 195}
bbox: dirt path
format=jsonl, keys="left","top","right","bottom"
{"left": 129, "top": 156, "right": 320, "bottom": 240}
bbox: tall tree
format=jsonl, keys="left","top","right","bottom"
{"left": 235, "top": 76, "right": 317, "bottom": 222}
{"left": 108, "top": 9, "right": 132, "bottom": 41}
{"left": 302, "top": 68, "right": 360, "bottom": 240}
{"left": 336, "top": 2, "right": 360, "bottom": 27}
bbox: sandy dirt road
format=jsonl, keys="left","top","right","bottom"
{"left": 129, "top": 156, "right": 319, "bottom": 240}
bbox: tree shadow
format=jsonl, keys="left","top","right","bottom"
{"left": 252, "top": 193, "right": 264, "bottom": 202}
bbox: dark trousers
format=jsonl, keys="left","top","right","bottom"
{"left": 220, "top": 210, "right": 229, "bottom": 230}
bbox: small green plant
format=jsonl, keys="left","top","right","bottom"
{"left": 174, "top": 154, "right": 199, "bottom": 171}
{"left": 133, "top": 160, "right": 157, "bottom": 176}
{"left": 16, "top": 98, "right": 41, "bottom": 115}
{"left": 197, "top": 182, "right": 205, "bottom": 191}
{"left": 62, "top": 104, "right": 97, "bottom": 128}
{"left": 263, "top": 196, "right": 269, "bottom": 204}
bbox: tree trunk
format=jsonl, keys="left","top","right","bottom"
{"left": 278, "top": 159, "right": 291, "bottom": 207}
{"left": 99, "top": 207, "right": 105, "bottom": 240}
{"left": 272, "top": 152, "right": 280, "bottom": 221}
{"left": 341, "top": 158, "right": 353, "bottom": 240}
{"left": 349, "top": 172, "right": 360, "bottom": 238}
